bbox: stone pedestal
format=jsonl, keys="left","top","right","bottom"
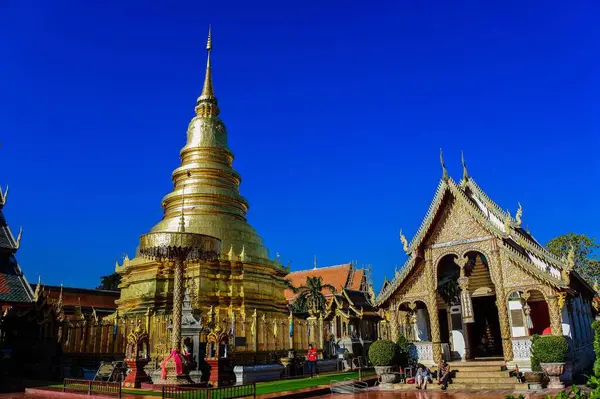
{"left": 123, "top": 359, "right": 150, "bottom": 388}
{"left": 207, "top": 358, "right": 234, "bottom": 387}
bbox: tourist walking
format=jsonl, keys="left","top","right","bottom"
{"left": 307, "top": 344, "right": 319, "bottom": 378}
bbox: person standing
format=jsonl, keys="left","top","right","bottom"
{"left": 307, "top": 344, "right": 319, "bottom": 378}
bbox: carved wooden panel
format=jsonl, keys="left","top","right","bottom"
{"left": 426, "top": 197, "right": 489, "bottom": 247}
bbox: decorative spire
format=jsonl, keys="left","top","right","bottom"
{"left": 440, "top": 149, "right": 449, "bottom": 181}
{"left": 461, "top": 151, "right": 469, "bottom": 182}
{"left": 313, "top": 255, "right": 317, "bottom": 270}
{"left": 195, "top": 25, "right": 219, "bottom": 117}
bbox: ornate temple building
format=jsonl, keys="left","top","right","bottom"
{"left": 376, "top": 152, "right": 596, "bottom": 378}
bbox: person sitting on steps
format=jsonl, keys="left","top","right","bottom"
{"left": 437, "top": 361, "right": 451, "bottom": 390}
{"left": 415, "top": 364, "right": 432, "bottom": 390}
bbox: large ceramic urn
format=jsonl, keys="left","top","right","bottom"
{"left": 540, "top": 363, "right": 565, "bottom": 389}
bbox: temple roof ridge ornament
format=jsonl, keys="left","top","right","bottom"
{"left": 440, "top": 148, "right": 449, "bottom": 181}
{"left": 515, "top": 202, "right": 523, "bottom": 226}
{"left": 399, "top": 229, "right": 409, "bottom": 253}
{"left": 461, "top": 151, "right": 469, "bottom": 185}
{"left": 0, "top": 185, "right": 7, "bottom": 208}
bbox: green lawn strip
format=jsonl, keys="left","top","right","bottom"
{"left": 255, "top": 371, "right": 359, "bottom": 395}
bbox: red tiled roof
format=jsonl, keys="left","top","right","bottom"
{"left": 349, "top": 269, "right": 365, "bottom": 290}
{"left": 285, "top": 263, "right": 367, "bottom": 302}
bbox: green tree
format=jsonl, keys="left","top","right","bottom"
{"left": 97, "top": 272, "right": 121, "bottom": 291}
{"left": 546, "top": 233, "right": 600, "bottom": 285}
{"left": 290, "top": 276, "right": 336, "bottom": 315}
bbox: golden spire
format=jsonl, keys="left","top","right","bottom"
{"left": 195, "top": 25, "right": 219, "bottom": 116}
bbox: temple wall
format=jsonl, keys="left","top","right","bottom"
{"left": 47, "top": 311, "right": 318, "bottom": 365}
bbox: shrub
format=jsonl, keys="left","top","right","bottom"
{"left": 530, "top": 334, "right": 542, "bottom": 372}
{"left": 531, "top": 335, "right": 569, "bottom": 368}
{"left": 368, "top": 339, "right": 399, "bottom": 367}
{"left": 396, "top": 334, "right": 411, "bottom": 368}
{"left": 593, "top": 320, "right": 600, "bottom": 376}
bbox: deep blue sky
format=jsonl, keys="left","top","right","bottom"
{"left": 1, "top": 1, "right": 599, "bottom": 290}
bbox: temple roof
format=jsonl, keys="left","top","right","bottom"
{"left": 325, "top": 288, "right": 381, "bottom": 320}
{"left": 377, "top": 153, "right": 589, "bottom": 306}
{"left": 0, "top": 211, "right": 18, "bottom": 251}
{"left": 0, "top": 188, "right": 33, "bottom": 305}
{"left": 284, "top": 263, "right": 367, "bottom": 301}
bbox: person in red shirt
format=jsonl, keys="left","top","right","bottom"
{"left": 307, "top": 344, "right": 319, "bottom": 378}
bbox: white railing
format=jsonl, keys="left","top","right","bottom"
{"left": 409, "top": 342, "right": 433, "bottom": 361}
{"left": 511, "top": 336, "right": 532, "bottom": 360}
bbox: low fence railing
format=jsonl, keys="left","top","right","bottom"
{"left": 357, "top": 367, "right": 376, "bottom": 381}
{"left": 63, "top": 378, "right": 122, "bottom": 397}
{"left": 162, "top": 383, "right": 256, "bottom": 399}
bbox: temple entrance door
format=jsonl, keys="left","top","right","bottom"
{"left": 468, "top": 295, "right": 502, "bottom": 358}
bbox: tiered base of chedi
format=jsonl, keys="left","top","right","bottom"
{"left": 111, "top": 28, "right": 317, "bottom": 387}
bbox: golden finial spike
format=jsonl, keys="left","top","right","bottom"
{"left": 206, "top": 24, "right": 212, "bottom": 51}
{"left": 200, "top": 25, "right": 215, "bottom": 100}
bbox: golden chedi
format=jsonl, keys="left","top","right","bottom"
{"left": 115, "top": 28, "right": 289, "bottom": 338}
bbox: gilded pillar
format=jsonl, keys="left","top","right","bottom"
{"left": 389, "top": 306, "right": 399, "bottom": 342}
{"left": 491, "top": 239, "right": 513, "bottom": 361}
{"left": 318, "top": 314, "right": 324, "bottom": 350}
{"left": 171, "top": 258, "right": 184, "bottom": 351}
{"left": 288, "top": 312, "right": 294, "bottom": 350}
{"left": 427, "top": 293, "right": 442, "bottom": 363}
{"left": 251, "top": 309, "right": 258, "bottom": 351}
{"left": 547, "top": 295, "right": 564, "bottom": 336}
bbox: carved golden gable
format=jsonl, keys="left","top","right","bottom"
{"left": 426, "top": 196, "right": 489, "bottom": 246}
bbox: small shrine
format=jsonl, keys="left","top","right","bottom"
{"left": 123, "top": 324, "right": 150, "bottom": 388}
{"left": 206, "top": 325, "right": 234, "bottom": 386}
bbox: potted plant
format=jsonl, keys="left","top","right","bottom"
{"left": 531, "top": 335, "right": 569, "bottom": 389}
{"left": 396, "top": 334, "right": 412, "bottom": 369}
{"left": 368, "top": 339, "right": 399, "bottom": 385}
{"left": 524, "top": 334, "right": 545, "bottom": 387}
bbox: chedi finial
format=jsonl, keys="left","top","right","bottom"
{"left": 440, "top": 149, "right": 449, "bottom": 181}
{"left": 196, "top": 25, "right": 219, "bottom": 116}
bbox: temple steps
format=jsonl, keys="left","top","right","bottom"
{"left": 400, "top": 360, "right": 527, "bottom": 391}
{"left": 449, "top": 370, "right": 511, "bottom": 377}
